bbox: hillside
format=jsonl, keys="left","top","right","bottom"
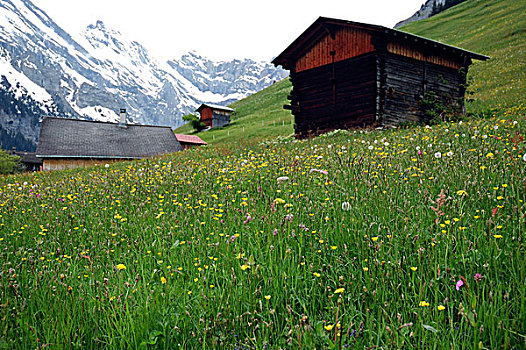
{"left": 400, "top": 0, "right": 526, "bottom": 111}
{"left": 2, "top": 105, "right": 525, "bottom": 348}
{"left": 176, "top": 0, "right": 524, "bottom": 147}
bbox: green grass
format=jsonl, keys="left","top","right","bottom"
{"left": 400, "top": 0, "right": 526, "bottom": 112}
{"left": 1, "top": 105, "right": 525, "bottom": 348}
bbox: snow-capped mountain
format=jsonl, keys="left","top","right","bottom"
{"left": 0, "top": 0, "right": 287, "bottom": 150}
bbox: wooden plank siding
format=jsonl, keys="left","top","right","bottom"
{"left": 199, "top": 108, "right": 213, "bottom": 127}
{"left": 43, "top": 158, "right": 125, "bottom": 171}
{"left": 296, "top": 27, "right": 375, "bottom": 72}
{"left": 291, "top": 53, "right": 377, "bottom": 138}
{"left": 381, "top": 53, "right": 464, "bottom": 125}
{"left": 387, "top": 42, "right": 461, "bottom": 69}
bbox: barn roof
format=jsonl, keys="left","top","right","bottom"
{"left": 272, "top": 17, "right": 489, "bottom": 70}
{"left": 36, "top": 117, "right": 182, "bottom": 159}
{"left": 175, "top": 134, "right": 207, "bottom": 145}
{"left": 195, "top": 103, "right": 235, "bottom": 113}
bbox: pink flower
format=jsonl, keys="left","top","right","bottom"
{"left": 455, "top": 280, "right": 464, "bottom": 290}
{"left": 474, "top": 273, "right": 483, "bottom": 282}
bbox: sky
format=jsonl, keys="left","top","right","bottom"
{"left": 30, "top": 0, "right": 426, "bottom": 62}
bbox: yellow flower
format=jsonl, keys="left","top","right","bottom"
{"left": 437, "top": 305, "right": 446, "bottom": 311}
{"left": 410, "top": 266, "right": 417, "bottom": 271}
{"left": 334, "top": 288, "right": 345, "bottom": 294}
{"left": 324, "top": 324, "right": 334, "bottom": 331}
{"left": 161, "top": 276, "right": 167, "bottom": 284}
{"left": 493, "top": 234, "right": 503, "bottom": 239}
{"left": 313, "top": 272, "right": 321, "bottom": 277}
{"left": 486, "top": 152, "right": 494, "bottom": 158}
{"left": 240, "top": 264, "right": 250, "bottom": 271}
{"left": 264, "top": 295, "right": 271, "bottom": 300}
{"left": 115, "top": 264, "right": 126, "bottom": 271}
{"left": 456, "top": 190, "right": 468, "bottom": 196}
{"left": 371, "top": 236, "right": 379, "bottom": 242}
{"left": 419, "top": 301, "right": 430, "bottom": 307}
{"left": 274, "top": 198, "right": 285, "bottom": 205}
{"left": 362, "top": 267, "right": 369, "bottom": 272}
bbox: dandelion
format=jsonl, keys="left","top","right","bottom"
{"left": 437, "top": 305, "right": 446, "bottom": 311}
{"left": 161, "top": 276, "right": 167, "bottom": 284}
{"left": 341, "top": 202, "right": 351, "bottom": 211}
{"left": 456, "top": 190, "right": 468, "bottom": 196}
{"left": 115, "top": 264, "right": 126, "bottom": 271}
{"left": 493, "top": 234, "right": 503, "bottom": 239}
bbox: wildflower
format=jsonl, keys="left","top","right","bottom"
{"left": 437, "top": 305, "right": 446, "bottom": 311}
{"left": 486, "top": 152, "right": 494, "bottom": 158}
{"left": 161, "top": 276, "right": 167, "bottom": 284}
{"left": 313, "top": 272, "right": 321, "bottom": 277}
{"left": 456, "top": 190, "right": 468, "bottom": 196}
{"left": 419, "top": 301, "right": 430, "bottom": 307}
{"left": 493, "top": 234, "right": 503, "bottom": 239}
{"left": 523, "top": 153, "right": 526, "bottom": 162}
{"left": 240, "top": 264, "right": 250, "bottom": 271}
{"left": 264, "top": 295, "right": 271, "bottom": 300}
{"left": 371, "top": 236, "right": 379, "bottom": 242}
{"left": 368, "top": 145, "right": 374, "bottom": 150}
{"left": 310, "top": 168, "right": 328, "bottom": 175}
{"left": 324, "top": 324, "right": 334, "bottom": 331}
{"left": 362, "top": 267, "right": 369, "bottom": 272}
{"left": 474, "top": 273, "right": 483, "bottom": 281}
{"left": 341, "top": 202, "right": 351, "bottom": 211}
{"left": 434, "top": 152, "right": 442, "bottom": 159}
{"left": 455, "top": 280, "right": 464, "bottom": 290}
{"left": 105, "top": 164, "right": 110, "bottom": 168}
{"left": 410, "top": 266, "right": 417, "bottom": 271}
{"left": 447, "top": 151, "right": 453, "bottom": 157}
{"left": 115, "top": 264, "right": 126, "bottom": 271}
{"left": 334, "top": 288, "right": 345, "bottom": 294}
{"left": 274, "top": 198, "right": 285, "bottom": 205}
{"left": 277, "top": 176, "right": 289, "bottom": 184}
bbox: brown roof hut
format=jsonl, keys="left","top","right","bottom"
{"left": 272, "top": 17, "right": 489, "bottom": 138}
{"left": 36, "top": 114, "right": 182, "bottom": 171}
{"left": 196, "top": 103, "right": 234, "bottom": 128}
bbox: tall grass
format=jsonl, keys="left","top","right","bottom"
{"left": 1, "top": 105, "right": 525, "bottom": 348}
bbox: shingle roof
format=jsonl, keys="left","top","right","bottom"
{"left": 195, "top": 103, "right": 235, "bottom": 113}
{"left": 36, "top": 117, "right": 182, "bottom": 159}
{"left": 174, "top": 134, "right": 207, "bottom": 145}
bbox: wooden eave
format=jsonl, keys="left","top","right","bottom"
{"left": 272, "top": 17, "right": 489, "bottom": 70}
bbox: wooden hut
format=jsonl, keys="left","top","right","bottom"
{"left": 272, "top": 17, "right": 489, "bottom": 138}
{"left": 174, "top": 134, "right": 207, "bottom": 150}
{"left": 9, "top": 150, "right": 43, "bottom": 172}
{"left": 36, "top": 116, "right": 182, "bottom": 171}
{"left": 196, "top": 103, "right": 234, "bottom": 128}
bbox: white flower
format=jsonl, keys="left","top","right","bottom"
{"left": 493, "top": 125, "right": 498, "bottom": 130}
{"left": 341, "top": 202, "right": 351, "bottom": 211}
{"left": 483, "top": 135, "right": 488, "bottom": 139}
{"left": 523, "top": 153, "right": 526, "bottom": 162}
{"left": 447, "top": 151, "right": 453, "bottom": 157}
{"left": 384, "top": 142, "right": 389, "bottom": 147}
{"left": 459, "top": 121, "right": 463, "bottom": 125}
{"left": 416, "top": 146, "right": 420, "bottom": 150}
{"left": 277, "top": 176, "right": 290, "bottom": 184}
{"left": 434, "top": 152, "right": 442, "bottom": 159}
{"left": 368, "top": 145, "right": 374, "bottom": 150}
{"left": 105, "top": 164, "right": 110, "bottom": 168}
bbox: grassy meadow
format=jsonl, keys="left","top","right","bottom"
{"left": 1, "top": 104, "right": 525, "bottom": 348}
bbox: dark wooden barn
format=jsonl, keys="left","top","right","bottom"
{"left": 272, "top": 17, "right": 489, "bottom": 138}
{"left": 196, "top": 103, "right": 234, "bottom": 128}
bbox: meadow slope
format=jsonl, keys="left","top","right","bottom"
{"left": 1, "top": 105, "right": 525, "bottom": 348}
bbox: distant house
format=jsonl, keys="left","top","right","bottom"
{"left": 272, "top": 17, "right": 489, "bottom": 138}
{"left": 36, "top": 113, "right": 182, "bottom": 171}
{"left": 174, "top": 134, "right": 207, "bottom": 150}
{"left": 8, "top": 150, "right": 43, "bottom": 172}
{"left": 196, "top": 103, "right": 234, "bottom": 128}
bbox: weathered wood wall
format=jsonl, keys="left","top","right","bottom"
{"left": 387, "top": 42, "right": 461, "bottom": 69}
{"left": 291, "top": 52, "right": 377, "bottom": 138}
{"left": 381, "top": 53, "right": 464, "bottom": 125}
{"left": 43, "top": 158, "right": 125, "bottom": 171}
{"left": 296, "top": 27, "right": 375, "bottom": 72}
{"left": 212, "top": 110, "right": 231, "bottom": 128}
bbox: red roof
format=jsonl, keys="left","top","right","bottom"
{"left": 174, "top": 134, "right": 207, "bottom": 145}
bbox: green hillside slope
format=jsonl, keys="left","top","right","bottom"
{"left": 400, "top": 0, "right": 525, "bottom": 111}
{"left": 176, "top": 0, "right": 524, "bottom": 146}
